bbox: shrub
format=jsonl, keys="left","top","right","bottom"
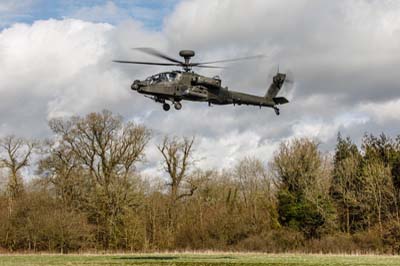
{"left": 383, "top": 220, "right": 400, "bottom": 254}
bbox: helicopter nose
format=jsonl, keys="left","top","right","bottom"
{"left": 131, "top": 80, "right": 141, "bottom": 90}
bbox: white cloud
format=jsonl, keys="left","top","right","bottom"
{"left": 0, "top": 18, "right": 164, "bottom": 137}
{"left": 291, "top": 113, "right": 369, "bottom": 143}
{"left": 358, "top": 98, "right": 400, "bottom": 124}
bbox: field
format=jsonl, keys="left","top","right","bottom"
{"left": 0, "top": 253, "right": 400, "bottom": 266}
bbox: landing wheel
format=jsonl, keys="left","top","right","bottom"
{"left": 174, "top": 102, "right": 182, "bottom": 110}
{"left": 163, "top": 103, "right": 170, "bottom": 111}
{"left": 274, "top": 107, "right": 280, "bottom": 116}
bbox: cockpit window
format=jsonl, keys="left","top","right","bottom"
{"left": 167, "top": 73, "right": 176, "bottom": 80}
{"left": 146, "top": 72, "right": 181, "bottom": 84}
{"left": 167, "top": 72, "right": 181, "bottom": 81}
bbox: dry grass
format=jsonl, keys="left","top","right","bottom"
{"left": 0, "top": 253, "right": 400, "bottom": 266}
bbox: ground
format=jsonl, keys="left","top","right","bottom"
{"left": 0, "top": 253, "right": 400, "bottom": 266}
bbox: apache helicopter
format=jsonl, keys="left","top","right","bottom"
{"left": 114, "top": 48, "right": 293, "bottom": 115}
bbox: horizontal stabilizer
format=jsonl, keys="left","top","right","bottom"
{"left": 273, "top": 97, "right": 289, "bottom": 105}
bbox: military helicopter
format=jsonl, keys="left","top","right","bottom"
{"left": 114, "top": 48, "right": 293, "bottom": 115}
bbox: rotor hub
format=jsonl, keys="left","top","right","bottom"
{"left": 179, "top": 50, "right": 195, "bottom": 58}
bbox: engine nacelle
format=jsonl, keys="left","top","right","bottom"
{"left": 183, "top": 86, "right": 208, "bottom": 99}
{"left": 192, "top": 76, "right": 221, "bottom": 88}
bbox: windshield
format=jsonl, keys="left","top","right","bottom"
{"left": 166, "top": 72, "right": 180, "bottom": 81}
{"left": 146, "top": 72, "right": 181, "bottom": 84}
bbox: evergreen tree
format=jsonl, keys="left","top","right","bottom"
{"left": 273, "top": 138, "right": 335, "bottom": 239}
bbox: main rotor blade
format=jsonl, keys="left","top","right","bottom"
{"left": 113, "top": 60, "right": 180, "bottom": 66}
{"left": 194, "top": 65, "right": 226, "bottom": 69}
{"left": 192, "top": 54, "right": 267, "bottom": 66}
{"left": 133, "top": 47, "right": 184, "bottom": 64}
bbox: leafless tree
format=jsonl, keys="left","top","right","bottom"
{"left": 158, "top": 136, "right": 197, "bottom": 204}
{"left": 37, "top": 140, "right": 83, "bottom": 208}
{"left": 0, "top": 135, "right": 37, "bottom": 200}
{"left": 158, "top": 136, "right": 203, "bottom": 241}
{"left": 331, "top": 154, "right": 360, "bottom": 234}
{"left": 362, "top": 159, "right": 395, "bottom": 235}
{"left": 234, "top": 157, "right": 274, "bottom": 227}
{"left": 48, "top": 110, "right": 151, "bottom": 248}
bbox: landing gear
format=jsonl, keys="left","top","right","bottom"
{"left": 162, "top": 102, "right": 182, "bottom": 111}
{"left": 274, "top": 107, "right": 280, "bottom": 116}
{"left": 174, "top": 102, "right": 182, "bottom": 110}
{"left": 163, "top": 103, "right": 170, "bottom": 111}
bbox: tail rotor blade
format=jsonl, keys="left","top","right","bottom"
{"left": 285, "top": 70, "right": 295, "bottom": 84}
{"left": 283, "top": 70, "right": 295, "bottom": 93}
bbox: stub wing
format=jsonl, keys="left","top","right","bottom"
{"left": 273, "top": 97, "right": 289, "bottom": 105}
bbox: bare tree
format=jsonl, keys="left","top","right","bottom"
{"left": 48, "top": 110, "right": 151, "bottom": 248}
{"left": 331, "top": 154, "right": 360, "bottom": 234}
{"left": 234, "top": 157, "right": 273, "bottom": 227}
{"left": 37, "top": 140, "right": 84, "bottom": 209}
{"left": 158, "top": 136, "right": 201, "bottom": 242}
{"left": 158, "top": 136, "right": 197, "bottom": 204}
{"left": 362, "top": 159, "right": 394, "bottom": 235}
{"left": 0, "top": 135, "right": 37, "bottom": 200}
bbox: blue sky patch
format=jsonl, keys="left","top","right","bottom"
{"left": 0, "top": 0, "right": 179, "bottom": 30}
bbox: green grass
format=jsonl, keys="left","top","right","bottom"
{"left": 0, "top": 253, "right": 400, "bottom": 266}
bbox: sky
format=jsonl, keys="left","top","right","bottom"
{"left": 1, "top": 0, "right": 400, "bottom": 177}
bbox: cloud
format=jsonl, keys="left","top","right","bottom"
{"left": 0, "top": 18, "right": 163, "bottom": 138}
{"left": 358, "top": 99, "right": 400, "bottom": 124}
{"left": 1, "top": 0, "right": 400, "bottom": 177}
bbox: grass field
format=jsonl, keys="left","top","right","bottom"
{"left": 0, "top": 253, "right": 400, "bottom": 266}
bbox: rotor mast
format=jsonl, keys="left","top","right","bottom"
{"left": 179, "top": 50, "right": 195, "bottom": 72}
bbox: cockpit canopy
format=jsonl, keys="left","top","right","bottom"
{"left": 145, "top": 71, "right": 182, "bottom": 84}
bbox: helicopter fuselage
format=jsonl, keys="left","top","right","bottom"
{"left": 114, "top": 48, "right": 290, "bottom": 114}
{"left": 131, "top": 71, "right": 281, "bottom": 112}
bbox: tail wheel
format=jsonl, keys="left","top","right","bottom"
{"left": 274, "top": 107, "right": 280, "bottom": 116}
{"left": 163, "top": 103, "right": 170, "bottom": 111}
{"left": 174, "top": 102, "right": 182, "bottom": 110}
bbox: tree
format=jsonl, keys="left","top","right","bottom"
{"left": 362, "top": 134, "right": 400, "bottom": 227}
{"left": 158, "top": 136, "right": 197, "bottom": 204}
{"left": 362, "top": 159, "right": 395, "bottom": 234}
{"left": 272, "top": 138, "right": 335, "bottom": 239}
{"left": 0, "top": 135, "right": 37, "bottom": 200}
{"left": 234, "top": 157, "right": 276, "bottom": 233}
{"left": 37, "top": 140, "right": 85, "bottom": 209}
{"left": 47, "top": 110, "right": 151, "bottom": 248}
{"left": 0, "top": 191, "right": 91, "bottom": 252}
{"left": 330, "top": 134, "right": 363, "bottom": 234}
{"left": 157, "top": 136, "right": 202, "bottom": 245}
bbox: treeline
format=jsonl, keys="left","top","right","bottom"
{"left": 0, "top": 110, "right": 400, "bottom": 254}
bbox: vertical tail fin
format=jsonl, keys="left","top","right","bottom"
{"left": 265, "top": 72, "right": 286, "bottom": 99}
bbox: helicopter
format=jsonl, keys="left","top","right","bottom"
{"left": 113, "top": 48, "right": 293, "bottom": 115}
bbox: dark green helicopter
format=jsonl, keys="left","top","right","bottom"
{"left": 114, "top": 48, "right": 293, "bottom": 115}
